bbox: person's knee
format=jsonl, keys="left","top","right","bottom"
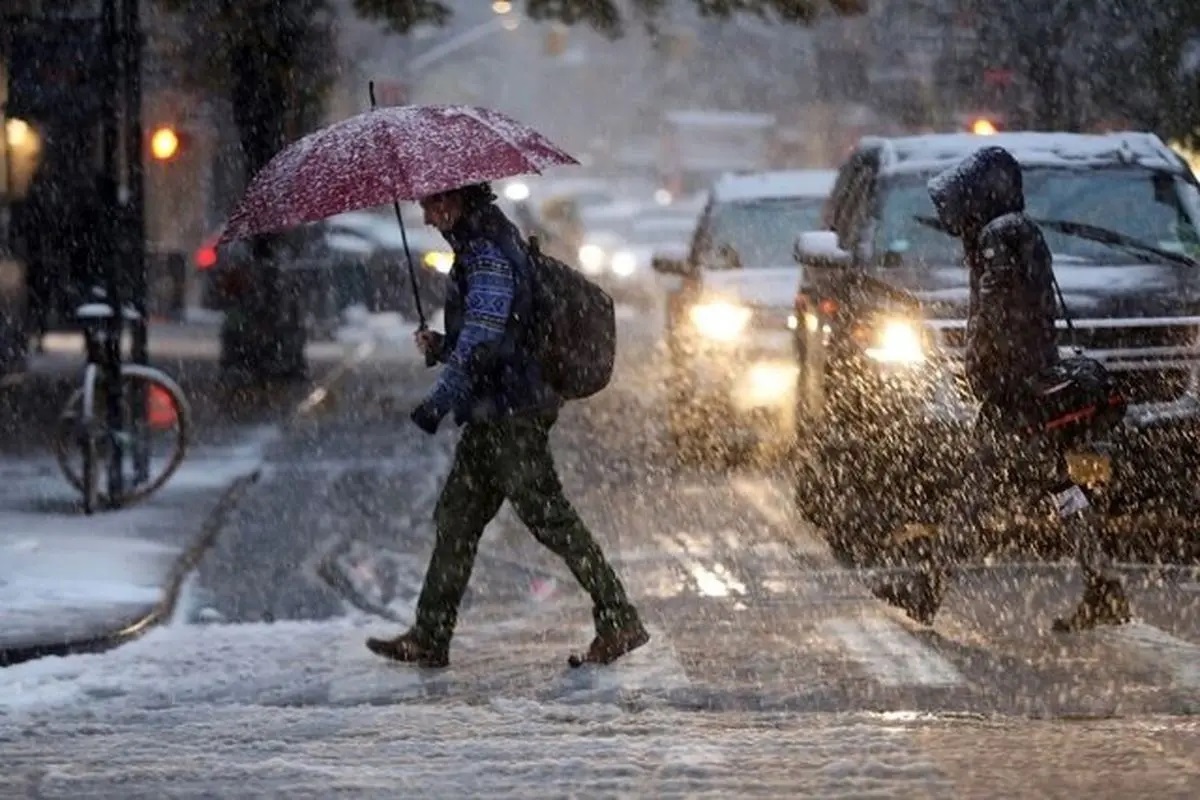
{"left": 512, "top": 493, "right": 586, "bottom": 549}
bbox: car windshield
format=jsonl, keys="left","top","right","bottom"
{"left": 700, "top": 196, "right": 826, "bottom": 268}
{"left": 875, "top": 167, "right": 1200, "bottom": 265}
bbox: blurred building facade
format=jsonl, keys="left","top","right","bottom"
{"left": 1, "top": 0, "right": 215, "bottom": 317}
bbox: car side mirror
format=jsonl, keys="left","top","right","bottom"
{"left": 652, "top": 255, "right": 691, "bottom": 276}
{"left": 794, "top": 230, "right": 851, "bottom": 268}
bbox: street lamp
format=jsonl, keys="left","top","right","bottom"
{"left": 5, "top": 118, "right": 32, "bottom": 148}
{"left": 492, "top": 1, "right": 513, "bottom": 13}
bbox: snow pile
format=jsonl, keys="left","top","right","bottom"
{"left": 0, "top": 533, "right": 169, "bottom": 617}
{"left": 0, "top": 432, "right": 271, "bottom": 647}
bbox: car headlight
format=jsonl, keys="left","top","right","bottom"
{"left": 578, "top": 243, "right": 606, "bottom": 275}
{"left": 423, "top": 250, "right": 454, "bottom": 273}
{"left": 610, "top": 250, "right": 637, "bottom": 278}
{"left": 503, "top": 181, "right": 530, "bottom": 201}
{"left": 688, "top": 301, "right": 752, "bottom": 342}
{"left": 863, "top": 318, "right": 925, "bottom": 364}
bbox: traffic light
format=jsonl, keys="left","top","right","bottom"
{"left": 969, "top": 117, "right": 999, "bottom": 136}
{"left": 149, "top": 125, "right": 187, "bottom": 161}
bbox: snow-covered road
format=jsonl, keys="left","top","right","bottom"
{"left": 1, "top": 309, "right": 1198, "bottom": 797}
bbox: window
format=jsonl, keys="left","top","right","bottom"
{"left": 875, "top": 167, "right": 1200, "bottom": 265}
{"left": 695, "top": 197, "right": 826, "bottom": 269}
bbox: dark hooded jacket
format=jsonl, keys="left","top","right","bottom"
{"left": 927, "top": 146, "right": 1059, "bottom": 412}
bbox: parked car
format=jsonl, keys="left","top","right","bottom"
{"left": 790, "top": 131, "right": 1200, "bottom": 558}
{"left": 195, "top": 208, "right": 449, "bottom": 337}
{"left": 652, "top": 168, "right": 836, "bottom": 457}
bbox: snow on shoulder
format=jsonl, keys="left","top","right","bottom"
{"left": 712, "top": 169, "right": 838, "bottom": 204}
{"left": 869, "top": 131, "right": 1189, "bottom": 175}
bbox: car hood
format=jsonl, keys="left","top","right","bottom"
{"left": 870, "top": 258, "right": 1200, "bottom": 320}
{"left": 701, "top": 266, "right": 800, "bottom": 309}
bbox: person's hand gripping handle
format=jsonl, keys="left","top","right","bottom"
{"left": 414, "top": 326, "right": 441, "bottom": 368}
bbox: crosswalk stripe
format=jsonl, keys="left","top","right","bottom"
{"left": 824, "top": 616, "right": 965, "bottom": 688}
{"left": 1102, "top": 622, "right": 1200, "bottom": 691}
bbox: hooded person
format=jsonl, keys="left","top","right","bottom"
{"left": 366, "top": 182, "right": 648, "bottom": 667}
{"left": 870, "top": 146, "right": 1130, "bottom": 632}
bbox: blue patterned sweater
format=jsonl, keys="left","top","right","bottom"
{"left": 424, "top": 239, "right": 515, "bottom": 419}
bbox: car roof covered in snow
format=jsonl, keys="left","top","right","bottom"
{"left": 711, "top": 169, "right": 837, "bottom": 204}
{"left": 862, "top": 132, "right": 1191, "bottom": 176}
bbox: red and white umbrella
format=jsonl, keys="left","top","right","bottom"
{"left": 220, "top": 102, "right": 578, "bottom": 243}
{"left": 218, "top": 97, "right": 578, "bottom": 329}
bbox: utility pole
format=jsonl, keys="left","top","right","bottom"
{"left": 123, "top": 0, "right": 149, "bottom": 482}
{"left": 101, "top": 0, "right": 126, "bottom": 500}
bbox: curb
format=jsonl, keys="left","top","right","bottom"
{"left": 0, "top": 344, "right": 371, "bottom": 669}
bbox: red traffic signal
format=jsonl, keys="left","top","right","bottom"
{"left": 149, "top": 125, "right": 189, "bottom": 161}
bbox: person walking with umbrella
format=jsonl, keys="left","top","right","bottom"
{"left": 366, "top": 182, "right": 648, "bottom": 668}
{"left": 217, "top": 101, "right": 647, "bottom": 666}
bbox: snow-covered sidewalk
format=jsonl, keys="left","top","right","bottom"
{"left": 0, "top": 430, "right": 273, "bottom": 659}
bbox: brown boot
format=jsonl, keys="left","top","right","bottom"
{"left": 568, "top": 619, "right": 650, "bottom": 667}
{"left": 366, "top": 631, "right": 449, "bottom": 668}
{"left": 1052, "top": 577, "right": 1131, "bottom": 633}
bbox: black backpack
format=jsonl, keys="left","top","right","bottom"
{"left": 485, "top": 229, "right": 616, "bottom": 401}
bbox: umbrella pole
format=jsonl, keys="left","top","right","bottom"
{"left": 391, "top": 200, "right": 428, "bottom": 331}
{"left": 369, "top": 80, "right": 427, "bottom": 331}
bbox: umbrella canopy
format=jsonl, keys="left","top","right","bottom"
{"left": 219, "top": 104, "right": 578, "bottom": 244}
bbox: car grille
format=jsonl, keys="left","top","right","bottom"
{"left": 930, "top": 320, "right": 1200, "bottom": 405}
{"left": 935, "top": 324, "right": 1198, "bottom": 351}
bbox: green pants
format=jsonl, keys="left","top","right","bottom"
{"left": 414, "top": 412, "right": 638, "bottom": 648}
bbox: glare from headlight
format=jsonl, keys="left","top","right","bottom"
{"left": 423, "top": 250, "right": 454, "bottom": 273}
{"left": 865, "top": 319, "right": 925, "bottom": 363}
{"left": 578, "top": 243, "right": 606, "bottom": 274}
{"left": 610, "top": 250, "right": 637, "bottom": 277}
{"left": 689, "top": 301, "right": 752, "bottom": 342}
{"left": 504, "top": 181, "right": 530, "bottom": 201}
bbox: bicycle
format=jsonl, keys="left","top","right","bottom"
{"left": 53, "top": 293, "right": 192, "bottom": 514}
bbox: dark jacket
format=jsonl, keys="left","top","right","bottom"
{"left": 927, "top": 146, "right": 1059, "bottom": 411}
{"left": 424, "top": 204, "right": 559, "bottom": 425}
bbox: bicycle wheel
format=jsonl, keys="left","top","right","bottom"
{"left": 54, "top": 365, "right": 192, "bottom": 507}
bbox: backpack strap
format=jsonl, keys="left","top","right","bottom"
{"left": 1048, "top": 270, "right": 1080, "bottom": 353}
